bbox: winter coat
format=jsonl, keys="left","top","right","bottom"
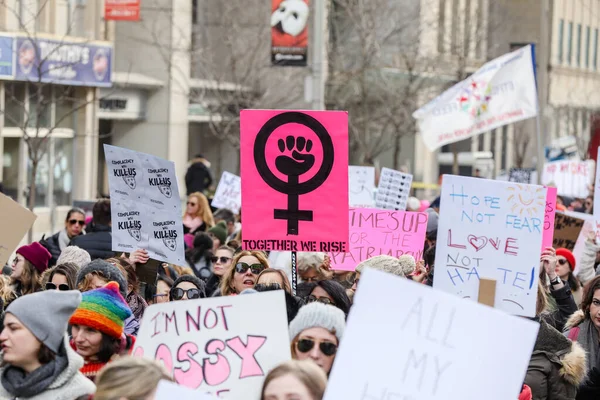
{"left": 524, "top": 319, "right": 586, "bottom": 400}
{"left": 542, "top": 282, "right": 578, "bottom": 332}
{"left": 0, "top": 336, "right": 95, "bottom": 400}
{"left": 69, "top": 223, "right": 115, "bottom": 260}
{"left": 39, "top": 231, "right": 62, "bottom": 267}
{"left": 185, "top": 158, "right": 213, "bottom": 195}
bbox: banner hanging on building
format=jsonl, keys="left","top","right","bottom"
{"left": 105, "top": 0, "right": 141, "bottom": 21}
{"left": 413, "top": 45, "right": 538, "bottom": 151}
{"left": 271, "top": 0, "right": 309, "bottom": 66}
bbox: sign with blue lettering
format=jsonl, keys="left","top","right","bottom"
{"left": 434, "top": 175, "right": 546, "bottom": 317}
{"left": 14, "top": 36, "right": 112, "bottom": 87}
{"left": 0, "top": 35, "right": 14, "bottom": 79}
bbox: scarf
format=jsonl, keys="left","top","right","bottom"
{"left": 1, "top": 349, "right": 68, "bottom": 397}
{"left": 126, "top": 291, "right": 147, "bottom": 321}
{"left": 58, "top": 229, "right": 71, "bottom": 251}
{"left": 577, "top": 318, "right": 600, "bottom": 373}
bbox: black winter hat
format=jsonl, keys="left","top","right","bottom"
{"left": 170, "top": 275, "right": 207, "bottom": 300}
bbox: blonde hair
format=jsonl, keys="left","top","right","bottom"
{"left": 220, "top": 250, "right": 270, "bottom": 296}
{"left": 298, "top": 252, "right": 333, "bottom": 280}
{"left": 0, "top": 275, "right": 16, "bottom": 305}
{"left": 172, "top": 264, "right": 195, "bottom": 277}
{"left": 94, "top": 356, "right": 173, "bottom": 400}
{"left": 257, "top": 268, "right": 292, "bottom": 293}
{"left": 261, "top": 360, "right": 327, "bottom": 400}
{"left": 186, "top": 192, "right": 215, "bottom": 228}
{"left": 12, "top": 259, "right": 42, "bottom": 295}
{"left": 77, "top": 271, "right": 106, "bottom": 292}
{"left": 536, "top": 279, "right": 549, "bottom": 317}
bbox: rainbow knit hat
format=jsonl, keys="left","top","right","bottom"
{"left": 69, "top": 281, "right": 132, "bottom": 339}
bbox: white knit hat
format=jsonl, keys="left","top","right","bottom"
{"left": 355, "top": 255, "right": 415, "bottom": 277}
{"left": 56, "top": 246, "right": 91, "bottom": 269}
{"left": 289, "top": 302, "right": 346, "bottom": 343}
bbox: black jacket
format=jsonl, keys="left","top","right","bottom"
{"left": 39, "top": 231, "right": 62, "bottom": 267}
{"left": 69, "top": 224, "right": 115, "bottom": 260}
{"left": 542, "top": 281, "right": 578, "bottom": 332}
{"left": 185, "top": 159, "right": 213, "bottom": 195}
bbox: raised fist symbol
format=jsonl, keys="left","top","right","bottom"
{"left": 276, "top": 136, "right": 315, "bottom": 177}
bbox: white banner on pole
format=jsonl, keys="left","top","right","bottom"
{"left": 413, "top": 45, "right": 538, "bottom": 151}
{"left": 542, "top": 159, "right": 595, "bottom": 198}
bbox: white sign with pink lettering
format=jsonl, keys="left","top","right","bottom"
{"left": 133, "top": 291, "right": 291, "bottom": 400}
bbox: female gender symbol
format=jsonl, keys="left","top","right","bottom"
{"left": 254, "top": 112, "right": 334, "bottom": 235}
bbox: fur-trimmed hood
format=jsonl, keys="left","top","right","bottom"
{"left": 533, "top": 319, "right": 587, "bottom": 386}
{"left": 564, "top": 310, "right": 586, "bottom": 331}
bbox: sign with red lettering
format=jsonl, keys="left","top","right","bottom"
{"left": 434, "top": 175, "right": 546, "bottom": 317}
{"left": 133, "top": 291, "right": 291, "bottom": 398}
{"left": 330, "top": 208, "right": 428, "bottom": 271}
{"left": 541, "top": 159, "right": 595, "bottom": 198}
{"left": 105, "top": 0, "right": 140, "bottom": 21}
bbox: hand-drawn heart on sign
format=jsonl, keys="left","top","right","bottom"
{"left": 467, "top": 235, "right": 488, "bottom": 252}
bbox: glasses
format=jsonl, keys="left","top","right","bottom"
{"left": 187, "top": 202, "right": 197, "bottom": 206}
{"left": 171, "top": 287, "right": 202, "bottom": 300}
{"left": 45, "top": 282, "right": 70, "bottom": 291}
{"left": 306, "top": 295, "right": 335, "bottom": 306}
{"left": 153, "top": 293, "right": 168, "bottom": 299}
{"left": 235, "top": 263, "right": 266, "bottom": 275}
{"left": 558, "top": 259, "right": 569, "bottom": 265}
{"left": 211, "top": 256, "right": 232, "bottom": 264}
{"left": 68, "top": 219, "right": 85, "bottom": 226}
{"left": 296, "top": 338, "right": 337, "bottom": 357}
{"left": 255, "top": 283, "right": 282, "bottom": 292}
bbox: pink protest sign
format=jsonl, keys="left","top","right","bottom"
{"left": 240, "top": 110, "right": 349, "bottom": 252}
{"left": 542, "top": 187, "right": 557, "bottom": 250}
{"left": 329, "top": 208, "right": 428, "bottom": 271}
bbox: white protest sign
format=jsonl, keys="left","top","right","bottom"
{"left": 375, "top": 167, "right": 413, "bottom": 211}
{"left": 155, "top": 380, "right": 218, "bottom": 400}
{"left": 595, "top": 147, "right": 600, "bottom": 219}
{"left": 324, "top": 268, "right": 539, "bottom": 400}
{"left": 349, "top": 166, "right": 375, "bottom": 207}
{"left": 133, "top": 291, "right": 291, "bottom": 399}
{"left": 542, "top": 159, "right": 595, "bottom": 198}
{"left": 211, "top": 172, "right": 242, "bottom": 214}
{"left": 104, "top": 144, "right": 184, "bottom": 265}
{"left": 434, "top": 175, "right": 546, "bottom": 317}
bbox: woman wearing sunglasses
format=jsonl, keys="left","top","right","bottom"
{"left": 170, "top": 275, "right": 207, "bottom": 301}
{"left": 40, "top": 207, "right": 86, "bottom": 267}
{"left": 220, "top": 251, "right": 269, "bottom": 296}
{"left": 183, "top": 192, "right": 215, "bottom": 235}
{"left": 205, "top": 246, "right": 235, "bottom": 296}
{"left": 289, "top": 302, "right": 345, "bottom": 376}
{"left": 45, "top": 262, "right": 78, "bottom": 291}
{"left": 304, "top": 280, "right": 351, "bottom": 317}
{"left": 555, "top": 248, "right": 583, "bottom": 306}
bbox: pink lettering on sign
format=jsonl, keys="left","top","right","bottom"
{"left": 240, "top": 110, "right": 349, "bottom": 252}
{"left": 330, "top": 208, "right": 428, "bottom": 271}
{"left": 541, "top": 187, "right": 557, "bottom": 251}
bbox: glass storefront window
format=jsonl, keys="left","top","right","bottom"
{"left": 26, "top": 139, "right": 50, "bottom": 208}
{"left": 55, "top": 87, "right": 76, "bottom": 129}
{"left": 5, "top": 83, "right": 25, "bottom": 128}
{"left": 28, "top": 84, "right": 52, "bottom": 128}
{"left": 53, "top": 138, "right": 73, "bottom": 206}
{"left": 2, "top": 138, "right": 21, "bottom": 201}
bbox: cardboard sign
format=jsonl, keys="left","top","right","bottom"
{"left": 542, "top": 159, "right": 595, "bottom": 198}
{"left": 155, "top": 380, "right": 218, "bottom": 400}
{"left": 324, "top": 268, "right": 539, "bottom": 400}
{"left": 349, "top": 166, "right": 375, "bottom": 207}
{"left": 0, "top": 193, "right": 37, "bottom": 267}
{"left": 211, "top": 172, "right": 242, "bottom": 214}
{"left": 104, "top": 144, "right": 184, "bottom": 266}
{"left": 240, "top": 110, "right": 349, "bottom": 253}
{"left": 330, "top": 208, "right": 428, "bottom": 271}
{"left": 375, "top": 167, "right": 413, "bottom": 211}
{"left": 434, "top": 176, "right": 546, "bottom": 317}
{"left": 133, "top": 291, "right": 291, "bottom": 399}
{"left": 542, "top": 187, "right": 557, "bottom": 250}
{"left": 553, "top": 212, "right": 585, "bottom": 251}
{"left": 509, "top": 168, "right": 535, "bottom": 184}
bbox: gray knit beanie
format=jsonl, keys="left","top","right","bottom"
{"left": 289, "top": 302, "right": 345, "bottom": 343}
{"left": 6, "top": 290, "right": 81, "bottom": 353}
{"left": 56, "top": 246, "right": 91, "bottom": 269}
{"left": 355, "top": 255, "right": 414, "bottom": 277}
{"left": 76, "top": 259, "right": 127, "bottom": 297}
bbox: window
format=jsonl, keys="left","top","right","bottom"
{"left": 2, "top": 138, "right": 21, "bottom": 201}
{"left": 577, "top": 24, "right": 582, "bottom": 66}
{"left": 558, "top": 19, "right": 564, "bottom": 62}
{"left": 586, "top": 26, "right": 591, "bottom": 67}
{"left": 567, "top": 21, "right": 573, "bottom": 64}
{"left": 595, "top": 28, "right": 599, "bottom": 69}
{"left": 53, "top": 138, "right": 73, "bottom": 206}
{"left": 27, "top": 139, "right": 50, "bottom": 208}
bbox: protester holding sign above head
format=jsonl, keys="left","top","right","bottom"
{"left": 555, "top": 248, "right": 583, "bottom": 305}
{"left": 219, "top": 250, "right": 269, "bottom": 296}
{"left": 69, "top": 199, "right": 115, "bottom": 260}
{"left": 185, "top": 232, "right": 214, "bottom": 280}
{"left": 11, "top": 242, "right": 51, "bottom": 297}
{"left": 0, "top": 290, "right": 95, "bottom": 400}
{"left": 261, "top": 360, "right": 328, "bottom": 400}
{"left": 524, "top": 281, "right": 586, "bottom": 400}
{"left": 69, "top": 282, "right": 135, "bottom": 382}
{"left": 169, "top": 275, "right": 206, "bottom": 301}
{"left": 289, "top": 302, "right": 346, "bottom": 375}
{"left": 40, "top": 207, "right": 86, "bottom": 267}
{"left": 183, "top": 192, "right": 214, "bottom": 235}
